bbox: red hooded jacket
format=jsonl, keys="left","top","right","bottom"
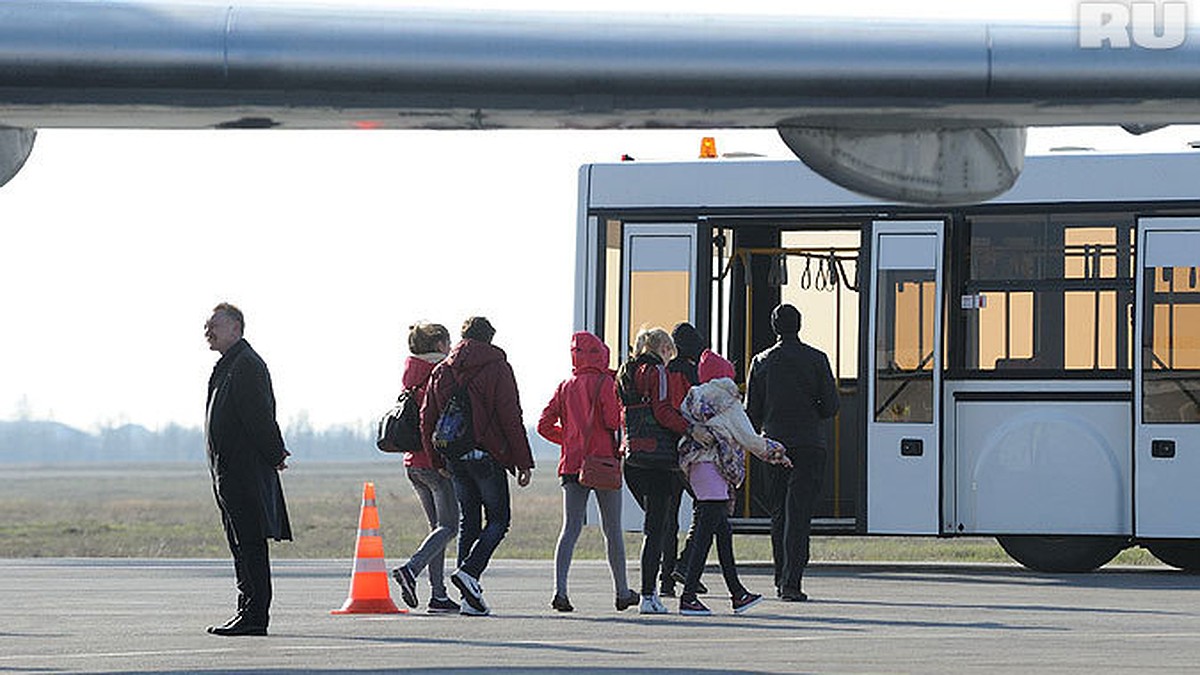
{"left": 401, "top": 353, "right": 444, "bottom": 470}
{"left": 420, "top": 338, "right": 535, "bottom": 473}
{"left": 537, "top": 332, "right": 621, "bottom": 477}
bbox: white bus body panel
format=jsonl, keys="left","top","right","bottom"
{"left": 947, "top": 382, "right": 1132, "bottom": 535}
{"left": 1135, "top": 218, "right": 1200, "bottom": 538}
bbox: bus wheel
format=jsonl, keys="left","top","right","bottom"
{"left": 1144, "top": 540, "right": 1200, "bottom": 572}
{"left": 996, "top": 535, "right": 1125, "bottom": 573}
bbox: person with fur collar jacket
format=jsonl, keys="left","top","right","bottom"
{"left": 675, "top": 350, "right": 790, "bottom": 616}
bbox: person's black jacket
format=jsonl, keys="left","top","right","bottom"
{"left": 667, "top": 322, "right": 704, "bottom": 386}
{"left": 745, "top": 336, "right": 839, "bottom": 454}
{"left": 206, "top": 338, "right": 292, "bottom": 543}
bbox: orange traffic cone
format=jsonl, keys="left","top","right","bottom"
{"left": 331, "top": 481, "right": 405, "bottom": 614}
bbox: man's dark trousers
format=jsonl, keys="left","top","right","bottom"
{"left": 221, "top": 509, "right": 272, "bottom": 626}
{"left": 769, "top": 450, "right": 825, "bottom": 593}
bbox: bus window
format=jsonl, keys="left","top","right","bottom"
{"left": 963, "top": 215, "right": 1133, "bottom": 374}
{"left": 1143, "top": 264, "right": 1200, "bottom": 423}
{"left": 875, "top": 269, "right": 935, "bottom": 423}
{"left": 621, "top": 224, "right": 697, "bottom": 363}
{"left": 976, "top": 290, "right": 1034, "bottom": 368}
{"left": 1064, "top": 227, "right": 1123, "bottom": 370}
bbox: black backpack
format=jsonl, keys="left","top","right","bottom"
{"left": 376, "top": 386, "right": 422, "bottom": 453}
{"left": 432, "top": 381, "right": 476, "bottom": 459}
{"left": 617, "top": 354, "right": 680, "bottom": 469}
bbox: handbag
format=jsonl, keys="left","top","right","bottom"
{"left": 577, "top": 377, "right": 623, "bottom": 491}
{"left": 376, "top": 386, "right": 421, "bottom": 453}
{"left": 580, "top": 453, "right": 622, "bottom": 491}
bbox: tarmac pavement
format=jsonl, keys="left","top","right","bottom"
{"left": 1, "top": 558, "right": 1198, "bottom": 673}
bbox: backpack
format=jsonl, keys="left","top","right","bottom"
{"left": 617, "top": 356, "right": 681, "bottom": 469}
{"left": 432, "top": 382, "right": 476, "bottom": 459}
{"left": 376, "top": 386, "right": 422, "bottom": 453}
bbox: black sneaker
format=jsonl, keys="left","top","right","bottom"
{"left": 679, "top": 595, "right": 711, "bottom": 616}
{"left": 550, "top": 594, "right": 574, "bottom": 612}
{"left": 391, "top": 565, "right": 418, "bottom": 609}
{"left": 616, "top": 589, "right": 640, "bottom": 612}
{"left": 659, "top": 582, "right": 676, "bottom": 598}
{"left": 671, "top": 569, "right": 707, "bottom": 595}
{"left": 732, "top": 591, "right": 763, "bottom": 614}
{"left": 427, "top": 596, "right": 460, "bottom": 614}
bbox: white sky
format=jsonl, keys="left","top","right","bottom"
{"left": 2, "top": 0, "right": 1200, "bottom": 433}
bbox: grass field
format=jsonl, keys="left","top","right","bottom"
{"left": 0, "top": 462, "right": 1159, "bottom": 566}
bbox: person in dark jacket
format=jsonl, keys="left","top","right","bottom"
{"left": 203, "top": 302, "right": 291, "bottom": 636}
{"left": 660, "top": 322, "right": 706, "bottom": 597}
{"left": 617, "top": 327, "right": 688, "bottom": 614}
{"left": 420, "top": 316, "right": 534, "bottom": 616}
{"left": 745, "top": 304, "right": 838, "bottom": 602}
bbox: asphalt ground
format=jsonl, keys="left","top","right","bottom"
{"left": 1, "top": 558, "right": 1198, "bottom": 674}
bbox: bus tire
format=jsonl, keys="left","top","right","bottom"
{"left": 1144, "top": 540, "right": 1200, "bottom": 572}
{"left": 996, "top": 535, "right": 1125, "bottom": 573}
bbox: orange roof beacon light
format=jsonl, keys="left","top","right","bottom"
{"left": 699, "top": 136, "right": 718, "bottom": 159}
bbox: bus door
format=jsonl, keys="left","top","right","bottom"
{"left": 866, "top": 221, "right": 944, "bottom": 534}
{"left": 620, "top": 223, "right": 701, "bottom": 357}
{"left": 614, "top": 222, "right": 703, "bottom": 531}
{"left": 1134, "top": 218, "right": 1200, "bottom": 538}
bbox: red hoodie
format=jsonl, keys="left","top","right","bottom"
{"left": 420, "top": 338, "right": 535, "bottom": 473}
{"left": 401, "top": 353, "right": 444, "bottom": 470}
{"left": 537, "top": 331, "right": 621, "bottom": 477}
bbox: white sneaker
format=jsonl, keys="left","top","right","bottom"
{"left": 639, "top": 594, "right": 669, "bottom": 614}
{"left": 460, "top": 602, "right": 491, "bottom": 616}
{"left": 451, "top": 569, "right": 489, "bottom": 615}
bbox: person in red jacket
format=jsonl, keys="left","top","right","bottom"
{"left": 390, "top": 322, "right": 460, "bottom": 615}
{"left": 617, "top": 326, "right": 688, "bottom": 614}
{"left": 420, "top": 316, "right": 534, "bottom": 616}
{"left": 537, "top": 331, "right": 639, "bottom": 613}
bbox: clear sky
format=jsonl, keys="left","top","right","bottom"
{"left": 2, "top": 0, "right": 1200, "bottom": 434}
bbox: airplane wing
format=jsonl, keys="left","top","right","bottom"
{"left": 2, "top": 0, "right": 1198, "bottom": 202}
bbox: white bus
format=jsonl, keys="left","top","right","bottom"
{"left": 574, "top": 152, "right": 1200, "bottom": 572}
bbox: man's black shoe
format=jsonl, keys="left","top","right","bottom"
{"left": 778, "top": 589, "right": 808, "bottom": 602}
{"left": 207, "top": 619, "right": 268, "bottom": 636}
{"left": 211, "top": 613, "right": 242, "bottom": 630}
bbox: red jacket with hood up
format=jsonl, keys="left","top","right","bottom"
{"left": 420, "top": 338, "right": 535, "bottom": 473}
{"left": 537, "top": 331, "right": 621, "bottom": 477}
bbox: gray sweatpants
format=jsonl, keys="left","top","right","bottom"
{"left": 555, "top": 479, "right": 630, "bottom": 598}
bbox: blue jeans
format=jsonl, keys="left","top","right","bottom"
{"left": 405, "top": 467, "right": 459, "bottom": 600}
{"left": 448, "top": 453, "right": 511, "bottom": 580}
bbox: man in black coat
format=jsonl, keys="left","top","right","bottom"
{"left": 746, "top": 304, "right": 838, "bottom": 602}
{"left": 203, "top": 302, "right": 291, "bottom": 636}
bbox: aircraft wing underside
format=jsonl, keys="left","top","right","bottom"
{"left": 3, "top": 0, "right": 1200, "bottom": 202}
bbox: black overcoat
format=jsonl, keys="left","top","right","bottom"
{"left": 745, "top": 336, "right": 840, "bottom": 454}
{"left": 206, "top": 338, "right": 292, "bottom": 543}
